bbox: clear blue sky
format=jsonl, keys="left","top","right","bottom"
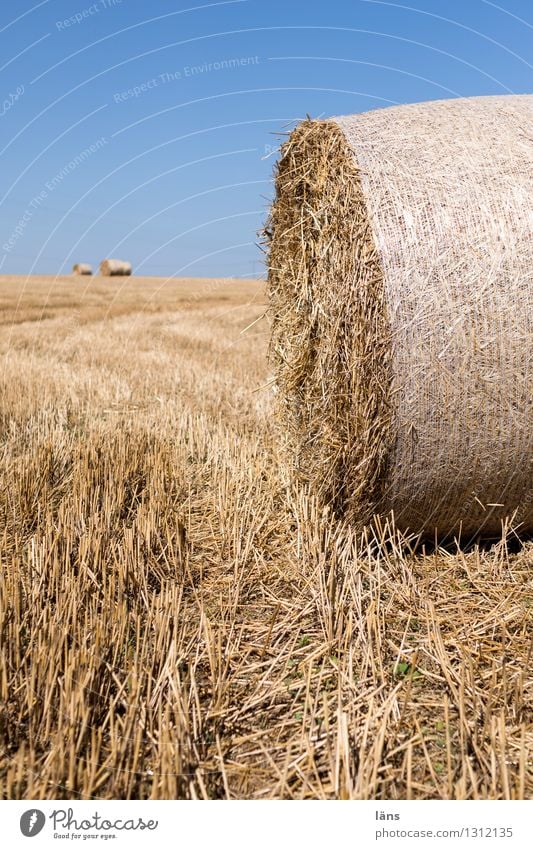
{"left": 1, "top": 0, "right": 531, "bottom": 278}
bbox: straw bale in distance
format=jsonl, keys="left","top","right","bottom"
{"left": 72, "top": 263, "right": 93, "bottom": 275}
{"left": 99, "top": 259, "right": 132, "bottom": 276}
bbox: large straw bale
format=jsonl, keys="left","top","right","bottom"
{"left": 267, "top": 95, "right": 533, "bottom": 537}
{"left": 72, "top": 263, "right": 92, "bottom": 275}
{"left": 99, "top": 259, "right": 132, "bottom": 276}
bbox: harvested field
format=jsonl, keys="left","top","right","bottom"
{"left": 0, "top": 275, "right": 532, "bottom": 800}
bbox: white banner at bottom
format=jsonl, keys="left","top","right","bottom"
{"left": 2, "top": 800, "right": 532, "bottom": 848}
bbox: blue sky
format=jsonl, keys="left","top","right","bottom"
{"left": 1, "top": 0, "right": 531, "bottom": 278}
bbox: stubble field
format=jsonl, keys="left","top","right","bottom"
{"left": 0, "top": 275, "right": 532, "bottom": 800}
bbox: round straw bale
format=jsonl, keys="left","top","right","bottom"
{"left": 99, "top": 259, "right": 132, "bottom": 276}
{"left": 72, "top": 263, "right": 92, "bottom": 275}
{"left": 267, "top": 95, "right": 533, "bottom": 537}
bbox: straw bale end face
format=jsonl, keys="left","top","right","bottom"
{"left": 267, "top": 119, "right": 393, "bottom": 527}
{"left": 267, "top": 96, "right": 533, "bottom": 538}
